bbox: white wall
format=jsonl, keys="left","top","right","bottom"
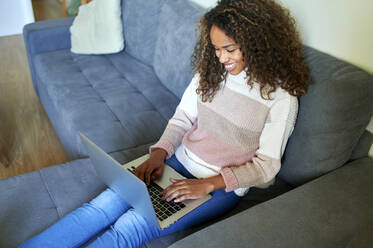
{"left": 191, "top": 0, "right": 217, "bottom": 9}
{"left": 0, "top": 0, "right": 35, "bottom": 37}
{"left": 278, "top": 0, "right": 373, "bottom": 74}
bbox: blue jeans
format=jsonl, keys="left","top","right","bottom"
{"left": 21, "top": 155, "right": 240, "bottom": 248}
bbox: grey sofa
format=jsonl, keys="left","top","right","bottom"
{"left": 1, "top": 0, "right": 373, "bottom": 247}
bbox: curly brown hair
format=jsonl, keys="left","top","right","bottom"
{"left": 192, "top": 0, "right": 312, "bottom": 102}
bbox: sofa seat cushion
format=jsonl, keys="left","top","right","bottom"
{"left": 170, "top": 157, "right": 373, "bottom": 248}
{"left": 346, "top": 222, "right": 373, "bottom": 248}
{"left": 143, "top": 176, "right": 293, "bottom": 247}
{"left": 33, "top": 49, "right": 179, "bottom": 157}
{"left": 0, "top": 159, "right": 105, "bottom": 248}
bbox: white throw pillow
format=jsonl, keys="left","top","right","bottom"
{"left": 70, "top": 0, "right": 124, "bottom": 54}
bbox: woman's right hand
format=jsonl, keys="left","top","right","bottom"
{"left": 134, "top": 149, "right": 167, "bottom": 185}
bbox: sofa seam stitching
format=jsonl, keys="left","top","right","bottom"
{"left": 105, "top": 53, "right": 172, "bottom": 122}
{"left": 71, "top": 53, "right": 136, "bottom": 139}
{"left": 38, "top": 170, "right": 63, "bottom": 218}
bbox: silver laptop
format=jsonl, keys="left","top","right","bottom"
{"left": 79, "top": 133, "right": 211, "bottom": 229}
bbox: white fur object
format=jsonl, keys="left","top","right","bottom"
{"left": 70, "top": 0, "right": 124, "bottom": 54}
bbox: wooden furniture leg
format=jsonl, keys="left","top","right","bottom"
{"left": 62, "top": 0, "right": 67, "bottom": 17}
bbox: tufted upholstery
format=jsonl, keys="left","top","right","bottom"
{"left": 0, "top": 159, "right": 105, "bottom": 247}
{"left": 33, "top": 49, "right": 179, "bottom": 159}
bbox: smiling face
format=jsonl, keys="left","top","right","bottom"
{"left": 209, "top": 25, "right": 245, "bottom": 75}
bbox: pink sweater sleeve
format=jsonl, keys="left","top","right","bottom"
{"left": 149, "top": 140, "right": 175, "bottom": 159}
{"left": 220, "top": 96, "right": 298, "bottom": 192}
{"left": 220, "top": 167, "right": 239, "bottom": 192}
{"left": 149, "top": 75, "right": 199, "bottom": 159}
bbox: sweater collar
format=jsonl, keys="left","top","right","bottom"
{"left": 227, "top": 70, "right": 247, "bottom": 84}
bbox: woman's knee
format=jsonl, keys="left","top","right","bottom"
{"left": 86, "top": 188, "right": 131, "bottom": 223}
{"left": 113, "top": 209, "right": 159, "bottom": 238}
{"left": 90, "top": 209, "right": 160, "bottom": 247}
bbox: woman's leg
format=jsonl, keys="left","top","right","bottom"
{"left": 86, "top": 209, "right": 160, "bottom": 248}
{"left": 165, "top": 154, "right": 196, "bottom": 179}
{"left": 87, "top": 155, "right": 240, "bottom": 247}
{"left": 87, "top": 185, "right": 239, "bottom": 247}
{"left": 160, "top": 186, "right": 240, "bottom": 236}
{"left": 161, "top": 155, "right": 241, "bottom": 234}
{"left": 20, "top": 188, "right": 131, "bottom": 248}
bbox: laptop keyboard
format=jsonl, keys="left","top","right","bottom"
{"left": 128, "top": 166, "right": 186, "bottom": 221}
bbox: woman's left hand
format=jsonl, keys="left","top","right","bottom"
{"left": 161, "top": 178, "right": 215, "bottom": 203}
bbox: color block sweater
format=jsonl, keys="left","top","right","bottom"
{"left": 151, "top": 71, "right": 298, "bottom": 196}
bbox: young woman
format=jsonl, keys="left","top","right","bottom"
{"left": 21, "top": 0, "right": 311, "bottom": 247}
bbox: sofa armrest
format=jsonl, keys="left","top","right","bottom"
{"left": 170, "top": 157, "right": 373, "bottom": 248}
{"left": 23, "top": 17, "right": 74, "bottom": 55}
{"left": 23, "top": 17, "right": 74, "bottom": 96}
{"left": 350, "top": 130, "right": 373, "bottom": 161}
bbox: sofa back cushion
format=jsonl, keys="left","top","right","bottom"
{"left": 153, "top": 0, "right": 205, "bottom": 98}
{"left": 279, "top": 46, "right": 373, "bottom": 186}
{"left": 121, "top": 0, "right": 164, "bottom": 66}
